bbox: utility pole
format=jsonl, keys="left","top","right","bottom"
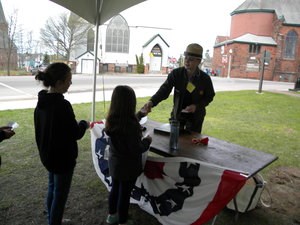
{"left": 258, "top": 50, "right": 270, "bottom": 93}
{"left": 227, "top": 49, "right": 233, "bottom": 79}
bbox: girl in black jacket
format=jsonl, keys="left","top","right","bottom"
{"left": 105, "top": 85, "right": 152, "bottom": 225}
{"left": 34, "top": 62, "right": 89, "bottom": 225}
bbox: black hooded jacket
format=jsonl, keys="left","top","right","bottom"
{"left": 106, "top": 118, "right": 151, "bottom": 181}
{"left": 34, "top": 90, "right": 87, "bottom": 173}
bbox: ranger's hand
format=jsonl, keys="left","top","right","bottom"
{"left": 183, "top": 104, "right": 196, "bottom": 113}
{"left": 141, "top": 101, "right": 153, "bottom": 115}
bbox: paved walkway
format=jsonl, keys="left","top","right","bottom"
{"left": 0, "top": 75, "right": 298, "bottom": 111}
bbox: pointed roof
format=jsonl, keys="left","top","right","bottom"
{"left": 214, "top": 33, "right": 277, "bottom": 48}
{"left": 231, "top": 0, "right": 300, "bottom": 26}
{"left": 234, "top": 33, "right": 277, "bottom": 45}
{"left": 0, "top": 0, "right": 9, "bottom": 49}
{"left": 75, "top": 50, "right": 100, "bottom": 60}
{"left": 0, "top": 0, "right": 7, "bottom": 24}
{"left": 143, "top": 34, "right": 169, "bottom": 48}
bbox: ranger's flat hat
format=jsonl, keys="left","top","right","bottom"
{"left": 184, "top": 43, "right": 203, "bottom": 58}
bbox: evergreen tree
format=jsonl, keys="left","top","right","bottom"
{"left": 43, "top": 53, "right": 50, "bottom": 65}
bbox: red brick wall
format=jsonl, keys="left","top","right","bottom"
{"left": 144, "top": 64, "right": 149, "bottom": 74}
{"left": 0, "top": 47, "right": 18, "bottom": 70}
{"left": 230, "top": 13, "right": 275, "bottom": 38}
{"left": 212, "top": 12, "right": 300, "bottom": 82}
{"left": 213, "top": 43, "right": 278, "bottom": 80}
{"left": 274, "top": 26, "right": 300, "bottom": 81}
{"left": 0, "top": 22, "right": 18, "bottom": 70}
{"left": 107, "top": 64, "right": 114, "bottom": 73}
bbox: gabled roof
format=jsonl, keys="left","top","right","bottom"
{"left": 75, "top": 50, "right": 100, "bottom": 60}
{"left": 214, "top": 33, "right": 277, "bottom": 47}
{"left": 0, "top": 0, "right": 6, "bottom": 24}
{"left": 0, "top": 0, "right": 8, "bottom": 48}
{"left": 234, "top": 33, "right": 277, "bottom": 45}
{"left": 143, "top": 34, "right": 169, "bottom": 48}
{"left": 231, "top": 0, "right": 300, "bottom": 26}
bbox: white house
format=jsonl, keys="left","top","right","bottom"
{"left": 74, "top": 51, "right": 100, "bottom": 74}
{"left": 70, "top": 14, "right": 172, "bottom": 74}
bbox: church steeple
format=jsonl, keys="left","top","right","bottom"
{"left": 0, "top": 0, "right": 9, "bottom": 49}
{"left": 0, "top": 0, "right": 7, "bottom": 25}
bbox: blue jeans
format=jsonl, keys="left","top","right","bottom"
{"left": 47, "top": 169, "right": 73, "bottom": 225}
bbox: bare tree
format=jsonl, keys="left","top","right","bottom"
{"left": 15, "top": 30, "right": 42, "bottom": 70}
{"left": 3, "top": 9, "right": 18, "bottom": 75}
{"left": 25, "top": 32, "right": 41, "bottom": 67}
{"left": 40, "top": 12, "right": 93, "bottom": 60}
{"left": 15, "top": 25, "right": 24, "bottom": 68}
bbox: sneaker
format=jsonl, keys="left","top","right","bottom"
{"left": 106, "top": 214, "right": 118, "bottom": 224}
{"left": 62, "top": 218, "right": 73, "bottom": 225}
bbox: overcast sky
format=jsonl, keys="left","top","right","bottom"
{"left": 2, "top": 0, "right": 245, "bottom": 57}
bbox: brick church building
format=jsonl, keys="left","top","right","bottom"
{"left": 212, "top": 0, "right": 300, "bottom": 82}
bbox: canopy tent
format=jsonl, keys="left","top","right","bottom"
{"left": 50, "top": 0, "right": 147, "bottom": 120}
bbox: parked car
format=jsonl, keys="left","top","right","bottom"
{"left": 31, "top": 64, "right": 48, "bottom": 75}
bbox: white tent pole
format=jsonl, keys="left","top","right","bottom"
{"left": 91, "top": 0, "right": 103, "bottom": 122}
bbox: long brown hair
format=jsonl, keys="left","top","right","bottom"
{"left": 105, "top": 85, "right": 139, "bottom": 134}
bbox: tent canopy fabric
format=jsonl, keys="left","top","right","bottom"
{"left": 50, "top": 0, "right": 147, "bottom": 25}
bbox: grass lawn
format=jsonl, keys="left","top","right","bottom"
{"left": 0, "top": 90, "right": 299, "bottom": 225}
{"left": 0, "top": 70, "right": 31, "bottom": 76}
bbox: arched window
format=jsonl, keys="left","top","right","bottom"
{"left": 283, "top": 30, "right": 298, "bottom": 59}
{"left": 105, "top": 15, "right": 129, "bottom": 53}
{"left": 151, "top": 44, "right": 162, "bottom": 57}
{"left": 87, "top": 28, "right": 94, "bottom": 51}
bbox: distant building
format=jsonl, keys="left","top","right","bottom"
{"left": 212, "top": 0, "right": 300, "bottom": 82}
{"left": 0, "top": 1, "right": 17, "bottom": 70}
{"left": 69, "top": 14, "right": 172, "bottom": 74}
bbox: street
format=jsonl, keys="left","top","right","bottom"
{"left": 0, "top": 74, "right": 295, "bottom": 111}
